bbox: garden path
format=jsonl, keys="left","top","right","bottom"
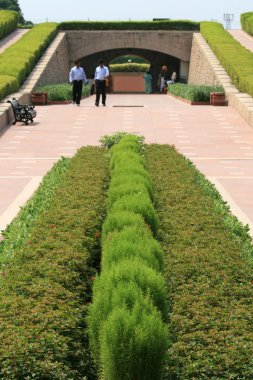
{"left": 0, "top": 93, "right": 253, "bottom": 237}
{"left": 0, "top": 29, "right": 29, "bottom": 54}
{"left": 228, "top": 29, "right": 253, "bottom": 52}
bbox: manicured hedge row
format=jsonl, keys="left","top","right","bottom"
{"left": 0, "top": 147, "right": 109, "bottom": 379}
{"left": 167, "top": 83, "right": 223, "bottom": 101}
{"left": 59, "top": 20, "right": 200, "bottom": 30}
{"left": 0, "top": 22, "right": 58, "bottom": 100}
{"left": 35, "top": 83, "right": 91, "bottom": 101}
{"left": 0, "top": 10, "right": 19, "bottom": 40}
{"left": 110, "top": 63, "right": 149, "bottom": 72}
{"left": 200, "top": 21, "right": 253, "bottom": 96}
{"left": 241, "top": 12, "right": 253, "bottom": 36}
{"left": 0, "top": 157, "right": 70, "bottom": 269}
{"left": 145, "top": 144, "right": 253, "bottom": 379}
{"left": 88, "top": 136, "right": 168, "bottom": 380}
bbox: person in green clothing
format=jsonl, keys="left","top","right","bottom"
{"left": 144, "top": 70, "right": 152, "bottom": 94}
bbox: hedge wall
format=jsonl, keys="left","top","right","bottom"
{"left": 241, "top": 12, "right": 253, "bottom": 36}
{"left": 110, "top": 63, "right": 149, "bottom": 72}
{"left": 0, "top": 10, "right": 19, "bottom": 40}
{"left": 145, "top": 144, "right": 253, "bottom": 379}
{"left": 0, "top": 22, "right": 58, "bottom": 100}
{"left": 200, "top": 21, "right": 253, "bottom": 97}
{"left": 59, "top": 20, "right": 200, "bottom": 30}
{"left": 0, "top": 147, "right": 109, "bottom": 379}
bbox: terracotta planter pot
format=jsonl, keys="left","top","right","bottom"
{"left": 210, "top": 92, "right": 226, "bottom": 106}
{"left": 31, "top": 92, "right": 47, "bottom": 105}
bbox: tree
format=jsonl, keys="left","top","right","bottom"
{"left": 0, "top": 0, "right": 25, "bottom": 23}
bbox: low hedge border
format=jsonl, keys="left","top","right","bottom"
{"left": 34, "top": 83, "right": 91, "bottom": 101}
{"left": 88, "top": 135, "right": 168, "bottom": 380}
{"left": 59, "top": 20, "right": 200, "bottom": 31}
{"left": 200, "top": 21, "right": 253, "bottom": 97}
{"left": 110, "top": 63, "right": 149, "bottom": 72}
{"left": 0, "top": 10, "right": 19, "bottom": 40}
{"left": 0, "top": 147, "right": 109, "bottom": 379}
{"left": 0, "top": 22, "right": 58, "bottom": 100}
{"left": 241, "top": 12, "right": 253, "bottom": 36}
{"left": 0, "top": 157, "right": 70, "bottom": 269}
{"left": 167, "top": 83, "right": 224, "bottom": 102}
{"left": 145, "top": 144, "right": 253, "bottom": 379}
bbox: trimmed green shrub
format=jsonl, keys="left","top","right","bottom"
{"left": 0, "top": 157, "right": 70, "bottom": 268}
{"left": 201, "top": 21, "right": 253, "bottom": 96}
{"left": 241, "top": 12, "right": 253, "bottom": 36}
{"left": 102, "top": 226, "right": 164, "bottom": 271}
{"left": 35, "top": 82, "right": 91, "bottom": 101}
{"left": 0, "top": 147, "right": 109, "bottom": 379}
{"left": 0, "top": 10, "right": 19, "bottom": 39}
{"left": 59, "top": 20, "right": 200, "bottom": 31}
{"left": 0, "top": 22, "right": 58, "bottom": 100}
{"left": 101, "top": 304, "right": 168, "bottom": 380}
{"left": 100, "top": 132, "right": 144, "bottom": 149}
{"left": 88, "top": 135, "right": 167, "bottom": 379}
{"left": 167, "top": 83, "right": 224, "bottom": 101}
{"left": 89, "top": 258, "right": 167, "bottom": 353}
{"left": 107, "top": 182, "right": 151, "bottom": 208}
{"left": 102, "top": 210, "right": 149, "bottom": 239}
{"left": 110, "top": 62, "right": 149, "bottom": 72}
{"left": 0, "top": 74, "right": 18, "bottom": 100}
{"left": 112, "top": 192, "right": 159, "bottom": 233}
{"left": 145, "top": 144, "right": 253, "bottom": 379}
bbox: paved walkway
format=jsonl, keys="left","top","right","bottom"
{"left": 229, "top": 29, "right": 253, "bottom": 52}
{"left": 0, "top": 29, "right": 29, "bottom": 54}
{"left": 1, "top": 94, "right": 253, "bottom": 236}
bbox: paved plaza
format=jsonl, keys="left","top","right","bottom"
{"left": 0, "top": 93, "right": 253, "bottom": 235}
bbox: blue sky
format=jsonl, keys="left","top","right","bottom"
{"left": 19, "top": 0, "right": 252, "bottom": 29}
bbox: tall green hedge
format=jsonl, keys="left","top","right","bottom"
{"left": 0, "top": 22, "right": 58, "bottom": 100}
{"left": 0, "top": 10, "right": 19, "bottom": 40}
{"left": 241, "top": 12, "right": 253, "bottom": 36}
{"left": 88, "top": 135, "right": 168, "bottom": 380}
{"left": 200, "top": 21, "right": 253, "bottom": 97}
{"left": 59, "top": 20, "right": 200, "bottom": 30}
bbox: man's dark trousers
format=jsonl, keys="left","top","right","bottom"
{"left": 95, "top": 80, "right": 106, "bottom": 105}
{"left": 73, "top": 80, "right": 83, "bottom": 104}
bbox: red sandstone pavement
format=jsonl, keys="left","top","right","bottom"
{"left": 229, "top": 29, "right": 253, "bottom": 52}
{"left": 1, "top": 93, "right": 253, "bottom": 235}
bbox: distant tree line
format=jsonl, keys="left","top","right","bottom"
{"left": 0, "top": 0, "right": 31, "bottom": 24}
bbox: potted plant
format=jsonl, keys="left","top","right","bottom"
{"left": 210, "top": 92, "right": 226, "bottom": 106}
{"left": 31, "top": 92, "right": 47, "bottom": 105}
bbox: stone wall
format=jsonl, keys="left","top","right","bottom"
{"left": 188, "top": 33, "right": 222, "bottom": 86}
{"left": 35, "top": 32, "right": 70, "bottom": 87}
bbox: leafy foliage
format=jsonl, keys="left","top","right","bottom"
{"left": 110, "top": 62, "right": 149, "bottom": 72}
{"left": 0, "top": 22, "right": 58, "bottom": 100}
{"left": 167, "top": 83, "right": 224, "bottom": 101}
{"left": 145, "top": 144, "right": 253, "bottom": 379}
{"left": 0, "top": 0, "right": 24, "bottom": 23}
{"left": 0, "top": 9, "right": 18, "bottom": 39}
{"left": 241, "top": 12, "right": 253, "bottom": 36}
{"left": 59, "top": 20, "right": 200, "bottom": 31}
{"left": 88, "top": 135, "right": 168, "bottom": 380}
{"left": 201, "top": 21, "right": 253, "bottom": 97}
{"left": 35, "top": 83, "right": 91, "bottom": 101}
{"left": 0, "top": 147, "right": 109, "bottom": 379}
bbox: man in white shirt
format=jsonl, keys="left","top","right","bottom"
{"left": 69, "top": 59, "right": 88, "bottom": 106}
{"left": 94, "top": 59, "right": 109, "bottom": 107}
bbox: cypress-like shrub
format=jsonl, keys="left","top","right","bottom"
{"left": 88, "top": 135, "right": 168, "bottom": 380}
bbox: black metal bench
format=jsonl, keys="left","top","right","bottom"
{"left": 7, "top": 98, "right": 37, "bottom": 125}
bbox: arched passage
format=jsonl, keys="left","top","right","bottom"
{"left": 80, "top": 48, "right": 180, "bottom": 92}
